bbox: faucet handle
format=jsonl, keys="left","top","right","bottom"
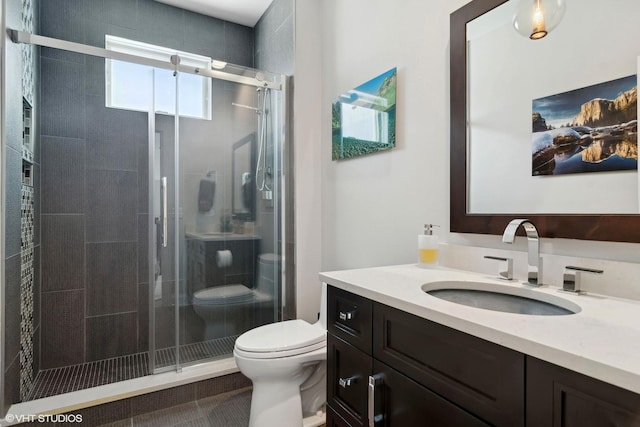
{"left": 484, "top": 255, "right": 513, "bottom": 280}
{"left": 562, "top": 265, "right": 604, "bottom": 294}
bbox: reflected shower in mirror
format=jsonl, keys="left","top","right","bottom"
{"left": 232, "top": 132, "right": 257, "bottom": 221}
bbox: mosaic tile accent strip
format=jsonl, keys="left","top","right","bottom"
{"left": 21, "top": 0, "right": 35, "bottom": 106}
{"left": 19, "top": 183, "right": 35, "bottom": 400}
{"left": 27, "top": 336, "right": 238, "bottom": 401}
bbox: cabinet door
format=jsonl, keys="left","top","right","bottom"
{"left": 328, "top": 334, "right": 372, "bottom": 427}
{"left": 327, "top": 405, "right": 355, "bottom": 427}
{"left": 373, "top": 302, "right": 524, "bottom": 427}
{"left": 527, "top": 357, "right": 640, "bottom": 427}
{"left": 370, "top": 360, "right": 489, "bottom": 427}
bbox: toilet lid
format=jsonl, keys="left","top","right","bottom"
{"left": 193, "top": 284, "right": 254, "bottom": 305}
{"left": 235, "top": 319, "right": 326, "bottom": 354}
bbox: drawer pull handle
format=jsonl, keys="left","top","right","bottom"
{"left": 368, "top": 374, "right": 384, "bottom": 427}
{"left": 338, "top": 376, "right": 357, "bottom": 388}
{"left": 339, "top": 310, "right": 356, "bottom": 321}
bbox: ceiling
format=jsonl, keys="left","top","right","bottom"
{"left": 154, "top": 0, "right": 274, "bottom": 27}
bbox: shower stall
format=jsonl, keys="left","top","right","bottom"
{"left": 1, "top": 0, "right": 292, "bottom": 416}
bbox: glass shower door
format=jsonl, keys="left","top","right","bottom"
{"left": 151, "top": 60, "right": 215, "bottom": 371}
{"left": 149, "top": 63, "right": 181, "bottom": 372}
{"left": 151, "top": 113, "right": 179, "bottom": 372}
{"left": 175, "top": 78, "right": 284, "bottom": 367}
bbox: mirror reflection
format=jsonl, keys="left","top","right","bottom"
{"left": 466, "top": 0, "right": 640, "bottom": 214}
{"left": 232, "top": 133, "right": 256, "bottom": 221}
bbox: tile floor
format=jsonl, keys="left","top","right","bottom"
{"left": 98, "top": 387, "right": 252, "bottom": 427}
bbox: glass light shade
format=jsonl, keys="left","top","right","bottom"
{"left": 513, "top": 0, "right": 566, "bottom": 40}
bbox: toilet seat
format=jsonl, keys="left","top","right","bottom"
{"left": 235, "top": 319, "right": 326, "bottom": 359}
{"left": 193, "top": 284, "right": 255, "bottom": 306}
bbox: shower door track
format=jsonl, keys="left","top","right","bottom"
{"left": 9, "top": 30, "right": 282, "bottom": 90}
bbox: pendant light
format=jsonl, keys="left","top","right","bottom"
{"left": 513, "top": 0, "right": 566, "bottom": 40}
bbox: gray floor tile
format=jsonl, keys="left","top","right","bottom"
{"left": 97, "top": 419, "right": 133, "bottom": 427}
{"left": 132, "top": 401, "right": 202, "bottom": 427}
{"left": 197, "top": 388, "right": 251, "bottom": 427}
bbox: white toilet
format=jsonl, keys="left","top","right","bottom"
{"left": 234, "top": 284, "right": 327, "bottom": 427}
{"left": 192, "top": 254, "right": 281, "bottom": 340}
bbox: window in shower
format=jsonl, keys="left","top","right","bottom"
{"left": 105, "top": 35, "right": 212, "bottom": 120}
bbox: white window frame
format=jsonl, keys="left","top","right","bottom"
{"left": 105, "top": 35, "right": 212, "bottom": 120}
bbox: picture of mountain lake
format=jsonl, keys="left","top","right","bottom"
{"left": 332, "top": 67, "right": 397, "bottom": 160}
{"left": 531, "top": 74, "right": 637, "bottom": 176}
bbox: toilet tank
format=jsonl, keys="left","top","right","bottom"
{"left": 256, "top": 253, "right": 282, "bottom": 296}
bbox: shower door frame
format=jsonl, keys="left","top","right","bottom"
{"left": 5, "top": 30, "right": 290, "bottom": 377}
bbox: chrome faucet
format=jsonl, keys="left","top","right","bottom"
{"left": 502, "top": 219, "right": 543, "bottom": 286}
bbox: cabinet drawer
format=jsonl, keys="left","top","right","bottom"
{"left": 527, "top": 356, "right": 640, "bottom": 427}
{"left": 328, "top": 334, "right": 372, "bottom": 427}
{"left": 328, "top": 286, "right": 372, "bottom": 353}
{"left": 373, "top": 302, "right": 524, "bottom": 427}
{"left": 371, "top": 360, "right": 490, "bottom": 427}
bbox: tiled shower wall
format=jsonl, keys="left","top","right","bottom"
{"left": 253, "top": 0, "right": 294, "bottom": 318}
{"left": 37, "top": 0, "right": 255, "bottom": 369}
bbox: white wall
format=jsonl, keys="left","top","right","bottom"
{"left": 319, "top": 0, "right": 469, "bottom": 272}
{"left": 293, "top": 0, "right": 323, "bottom": 322}
{"left": 293, "top": 0, "right": 640, "bottom": 321}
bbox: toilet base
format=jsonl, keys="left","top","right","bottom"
{"left": 302, "top": 409, "right": 326, "bottom": 427}
{"left": 249, "top": 380, "right": 305, "bottom": 427}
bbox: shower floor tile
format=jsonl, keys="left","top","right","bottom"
{"left": 27, "top": 336, "right": 238, "bottom": 401}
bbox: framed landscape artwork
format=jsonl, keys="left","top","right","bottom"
{"left": 332, "top": 68, "right": 397, "bottom": 160}
{"left": 531, "top": 75, "right": 637, "bottom": 176}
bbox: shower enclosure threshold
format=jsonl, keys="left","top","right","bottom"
{"left": 7, "top": 357, "right": 239, "bottom": 423}
{"left": 25, "top": 335, "right": 238, "bottom": 401}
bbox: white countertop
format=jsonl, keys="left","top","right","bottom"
{"left": 319, "top": 264, "right": 640, "bottom": 395}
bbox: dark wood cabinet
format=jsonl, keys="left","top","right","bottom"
{"left": 327, "top": 286, "right": 373, "bottom": 354}
{"left": 526, "top": 356, "right": 640, "bottom": 427}
{"left": 327, "top": 286, "right": 504, "bottom": 426}
{"left": 371, "top": 359, "right": 489, "bottom": 426}
{"left": 326, "top": 285, "right": 640, "bottom": 427}
{"left": 186, "top": 234, "right": 260, "bottom": 294}
{"left": 373, "top": 303, "right": 523, "bottom": 427}
{"left": 327, "top": 334, "right": 372, "bottom": 426}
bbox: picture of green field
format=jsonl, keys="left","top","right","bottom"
{"left": 332, "top": 68, "right": 397, "bottom": 160}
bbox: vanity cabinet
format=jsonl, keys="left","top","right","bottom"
{"left": 326, "top": 286, "right": 510, "bottom": 426}
{"left": 526, "top": 356, "right": 640, "bottom": 427}
{"left": 326, "top": 286, "right": 640, "bottom": 427}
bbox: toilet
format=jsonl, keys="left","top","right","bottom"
{"left": 192, "top": 254, "right": 281, "bottom": 340}
{"left": 192, "top": 284, "right": 257, "bottom": 339}
{"left": 234, "top": 284, "right": 327, "bottom": 427}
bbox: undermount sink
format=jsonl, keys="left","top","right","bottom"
{"left": 422, "top": 281, "right": 581, "bottom": 316}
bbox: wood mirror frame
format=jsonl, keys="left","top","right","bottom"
{"left": 450, "top": 0, "right": 640, "bottom": 243}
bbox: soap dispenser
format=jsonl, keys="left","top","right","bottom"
{"left": 418, "top": 224, "right": 440, "bottom": 267}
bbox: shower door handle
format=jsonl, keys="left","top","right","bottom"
{"left": 161, "top": 177, "right": 168, "bottom": 248}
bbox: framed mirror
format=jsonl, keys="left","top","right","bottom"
{"left": 450, "top": 0, "right": 640, "bottom": 242}
{"left": 232, "top": 132, "right": 256, "bottom": 221}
